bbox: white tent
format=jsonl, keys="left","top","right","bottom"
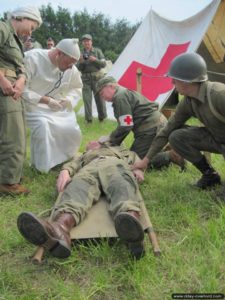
{"left": 78, "top": 0, "right": 221, "bottom": 120}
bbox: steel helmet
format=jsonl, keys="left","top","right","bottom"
{"left": 56, "top": 38, "right": 80, "bottom": 60}
{"left": 167, "top": 52, "right": 208, "bottom": 82}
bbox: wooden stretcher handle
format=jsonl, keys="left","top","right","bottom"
{"left": 31, "top": 246, "right": 45, "bottom": 264}
{"left": 146, "top": 227, "right": 161, "bottom": 256}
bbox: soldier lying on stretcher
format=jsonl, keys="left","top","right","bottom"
{"left": 17, "top": 141, "right": 146, "bottom": 259}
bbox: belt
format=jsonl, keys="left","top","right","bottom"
{"left": 0, "top": 68, "right": 17, "bottom": 78}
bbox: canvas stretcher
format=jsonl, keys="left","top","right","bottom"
{"left": 31, "top": 194, "right": 161, "bottom": 263}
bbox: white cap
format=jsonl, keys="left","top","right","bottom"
{"left": 9, "top": 6, "right": 42, "bottom": 27}
{"left": 56, "top": 39, "right": 80, "bottom": 60}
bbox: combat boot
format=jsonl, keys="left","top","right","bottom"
{"left": 115, "top": 211, "right": 145, "bottom": 259}
{"left": 17, "top": 212, "right": 75, "bottom": 258}
{"left": 195, "top": 170, "right": 221, "bottom": 189}
{"left": 169, "top": 149, "right": 186, "bottom": 171}
{"left": 0, "top": 184, "right": 30, "bottom": 196}
{"left": 193, "top": 156, "right": 221, "bottom": 189}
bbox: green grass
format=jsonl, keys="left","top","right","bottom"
{"left": 0, "top": 115, "right": 225, "bottom": 300}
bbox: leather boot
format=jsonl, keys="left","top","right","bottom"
{"left": 17, "top": 212, "right": 75, "bottom": 258}
{"left": 0, "top": 184, "right": 30, "bottom": 196}
{"left": 193, "top": 156, "right": 221, "bottom": 189}
{"left": 169, "top": 149, "right": 186, "bottom": 171}
{"left": 115, "top": 211, "right": 145, "bottom": 259}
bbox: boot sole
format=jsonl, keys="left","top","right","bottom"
{"left": 114, "top": 212, "right": 144, "bottom": 243}
{"left": 17, "top": 212, "right": 71, "bottom": 258}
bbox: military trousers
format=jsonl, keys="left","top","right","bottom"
{"left": 168, "top": 125, "right": 224, "bottom": 163}
{"left": 0, "top": 93, "right": 26, "bottom": 184}
{"left": 82, "top": 74, "right": 107, "bottom": 122}
{"left": 51, "top": 157, "right": 142, "bottom": 224}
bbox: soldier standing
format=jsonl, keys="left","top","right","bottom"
{"left": 0, "top": 6, "right": 42, "bottom": 195}
{"left": 77, "top": 34, "right": 107, "bottom": 123}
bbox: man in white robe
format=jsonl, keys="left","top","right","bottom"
{"left": 22, "top": 39, "right": 83, "bottom": 173}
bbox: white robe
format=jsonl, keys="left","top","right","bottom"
{"left": 23, "top": 49, "right": 83, "bottom": 173}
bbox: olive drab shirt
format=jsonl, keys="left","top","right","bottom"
{"left": 0, "top": 20, "right": 26, "bottom": 77}
{"left": 109, "top": 86, "right": 161, "bottom": 145}
{"left": 146, "top": 81, "right": 225, "bottom": 160}
{"left": 62, "top": 144, "right": 139, "bottom": 177}
{"left": 77, "top": 47, "right": 106, "bottom": 75}
{"left": 0, "top": 20, "right": 26, "bottom": 115}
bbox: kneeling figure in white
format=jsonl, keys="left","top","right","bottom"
{"left": 23, "top": 39, "right": 83, "bottom": 172}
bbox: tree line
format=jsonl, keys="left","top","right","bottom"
{"left": 2, "top": 4, "right": 140, "bottom": 62}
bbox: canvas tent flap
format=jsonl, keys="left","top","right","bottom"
{"left": 108, "top": 0, "right": 220, "bottom": 110}
{"left": 77, "top": 0, "right": 222, "bottom": 119}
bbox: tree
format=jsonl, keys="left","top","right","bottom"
{"left": 1, "top": 4, "right": 140, "bottom": 61}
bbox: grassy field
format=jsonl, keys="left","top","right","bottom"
{"left": 0, "top": 114, "right": 225, "bottom": 300}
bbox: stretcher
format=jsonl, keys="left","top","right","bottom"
{"left": 31, "top": 193, "right": 161, "bottom": 263}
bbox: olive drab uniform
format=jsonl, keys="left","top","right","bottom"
{"left": 109, "top": 86, "right": 171, "bottom": 169}
{"left": 146, "top": 81, "right": 225, "bottom": 163}
{"left": 77, "top": 47, "right": 107, "bottom": 122}
{"left": 50, "top": 145, "right": 142, "bottom": 224}
{"left": 0, "top": 21, "right": 26, "bottom": 184}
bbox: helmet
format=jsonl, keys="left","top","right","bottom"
{"left": 56, "top": 39, "right": 80, "bottom": 60}
{"left": 167, "top": 52, "right": 208, "bottom": 82}
{"left": 10, "top": 6, "right": 42, "bottom": 27}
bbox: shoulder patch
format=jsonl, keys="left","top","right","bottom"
{"left": 118, "top": 114, "right": 133, "bottom": 126}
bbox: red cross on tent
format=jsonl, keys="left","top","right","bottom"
{"left": 118, "top": 42, "right": 190, "bottom": 102}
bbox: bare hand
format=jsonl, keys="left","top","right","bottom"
{"left": 132, "top": 169, "right": 144, "bottom": 183}
{"left": 132, "top": 157, "right": 149, "bottom": 171}
{"left": 12, "top": 78, "right": 25, "bottom": 100}
{"left": 89, "top": 55, "right": 97, "bottom": 62}
{"left": 57, "top": 169, "right": 72, "bottom": 192}
{"left": 0, "top": 77, "right": 15, "bottom": 97}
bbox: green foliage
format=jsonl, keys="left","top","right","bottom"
{"left": 0, "top": 115, "right": 225, "bottom": 299}
{"left": 0, "top": 4, "right": 139, "bottom": 62}
{"left": 32, "top": 4, "right": 139, "bottom": 62}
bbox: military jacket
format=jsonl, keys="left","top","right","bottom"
{"left": 62, "top": 144, "right": 139, "bottom": 177}
{"left": 109, "top": 86, "right": 161, "bottom": 145}
{"left": 0, "top": 20, "right": 25, "bottom": 77}
{"left": 146, "top": 81, "right": 225, "bottom": 160}
{"left": 77, "top": 47, "right": 106, "bottom": 73}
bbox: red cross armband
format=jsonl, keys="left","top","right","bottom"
{"left": 118, "top": 114, "right": 134, "bottom": 126}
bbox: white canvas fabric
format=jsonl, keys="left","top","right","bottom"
{"left": 77, "top": 0, "right": 220, "bottom": 118}
{"left": 108, "top": 0, "right": 220, "bottom": 109}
